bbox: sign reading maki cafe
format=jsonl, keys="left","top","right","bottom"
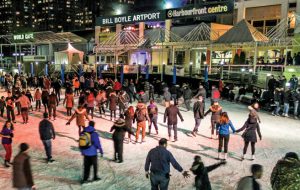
{"left": 96, "top": 1, "right": 234, "bottom": 26}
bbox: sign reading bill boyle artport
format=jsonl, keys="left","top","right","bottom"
{"left": 166, "top": 1, "right": 234, "bottom": 19}
{"left": 96, "top": 1, "right": 234, "bottom": 26}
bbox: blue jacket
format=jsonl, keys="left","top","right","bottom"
{"left": 80, "top": 126, "right": 103, "bottom": 156}
{"left": 216, "top": 120, "right": 235, "bottom": 135}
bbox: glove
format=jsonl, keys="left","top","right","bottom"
{"left": 145, "top": 172, "right": 149, "bottom": 179}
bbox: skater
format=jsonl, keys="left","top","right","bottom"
{"left": 183, "top": 84, "right": 192, "bottom": 111}
{"left": 271, "top": 152, "right": 300, "bottom": 190}
{"left": 86, "top": 90, "right": 95, "bottom": 119}
{"left": 108, "top": 90, "right": 118, "bottom": 121}
{"left": 134, "top": 101, "right": 150, "bottom": 143}
{"left": 1, "top": 121, "right": 14, "bottom": 167}
{"left": 204, "top": 101, "right": 222, "bottom": 139}
{"left": 124, "top": 106, "right": 135, "bottom": 143}
{"left": 236, "top": 164, "right": 263, "bottom": 190}
{"left": 66, "top": 105, "right": 90, "bottom": 136}
{"left": 25, "top": 90, "right": 34, "bottom": 111}
{"left": 63, "top": 91, "right": 74, "bottom": 116}
{"left": 96, "top": 90, "right": 106, "bottom": 118}
{"left": 190, "top": 155, "right": 226, "bottom": 190}
{"left": 53, "top": 78, "right": 62, "bottom": 101}
{"left": 6, "top": 91, "right": 16, "bottom": 123}
{"left": 192, "top": 96, "right": 205, "bottom": 136}
{"left": 48, "top": 91, "right": 58, "bottom": 120}
{"left": 248, "top": 102, "right": 261, "bottom": 123}
{"left": 145, "top": 138, "right": 189, "bottom": 190}
{"left": 110, "top": 119, "right": 134, "bottom": 163}
{"left": 34, "top": 88, "right": 42, "bottom": 111}
{"left": 80, "top": 121, "right": 103, "bottom": 184}
{"left": 147, "top": 100, "right": 159, "bottom": 135}
{"left": 38, "top": 112, "right": 55, "bottom": 163}
{"left": 16, "top": 91, "right": 31, "bottom": 124}
{"left": 41, "top": 88, "right": 49, "bottom": 113}
{"left": 12, "top": 143, "right": 36, "bottom": 190}
{"left": 216, "top": 112, "right": 235, "bottom": 160}
{"left": 163, "top": 100, "right": 184, "bottom": 142}
{"left": 118, "top": 90, "right": 130, "bottom": 116}
{"left": 163, "top": 87, "right": 171, "bottom": 108}
{"left": 236, "top": 118, "right": 262, "bottom": 160}
{"left": 0, "top": 96, "right": 5, "bottom": 117}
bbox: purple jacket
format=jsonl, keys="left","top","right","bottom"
{"left": 1, "top": 128, "right": 13, "bottom": 144}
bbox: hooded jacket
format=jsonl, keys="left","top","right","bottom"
{"left": 13, "top": 152, "right": 34, "bottom": 188}
{"left": 80, "top": 125, "right": 103, "bottom": 156}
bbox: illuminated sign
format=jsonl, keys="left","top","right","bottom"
{"left": 23, "top": 56, "right": 47, "bottom": 62}
{"left": 166, "top": 1, "right": 234, "bottom": 19}
{"left": 13, "top": 33, "right": 34, "bottom": 41}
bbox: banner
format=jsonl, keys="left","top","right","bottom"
{"left": 166, "top": 1, "right": 234, "bottom": 19}
{"left": 23, "top": 56, "right": 47, "bottom": 62}
{"left": 165, "top": 65, "right": 185, "bottom": 77}
{"left": 97, "top": 11, "right": 164, "bottom": 26}
{"left": 123, "top": 65, "right": 138, "bottom": 74}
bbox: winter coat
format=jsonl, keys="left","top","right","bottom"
{"left": 274, "top": 89, "right": 283, "bottom": 103}
{"left": 190, "top": 161, "right": 224, "bottom": 190}
{"left": 147, "top": 103, "right": 158, "bottom": 117}
{"left": 34, "top": 91, "right": 42, "bottom": 100}
{"left": 13, "top": 152, "right": 34, "bottom": 188}
{"left": 48, "top": 93, "right": 58, "bottom": 105}
{"left": 183, "top": 88, "right": 192, "bottom": 100}
{"left": 86, "top": 93, "right": 95, "bottom": 108}
{"left": 193, "top": 101, "right": 204, "bottom": 119}
{"left": 110, "top": 125, "right": 134, "bottom": 141}
{"left": 271, "top": 157, "right": 300, "bottom": 190}
{"left": 195, "top": 88, "right": 207, "bottom": 99}
{"left": 17, "top": 95, "right": 30, "bottom": 108}
{"left": 216, "top": 121, "right": 235, "bottom": 135}
{"left": 134, "top": 103, "right": 150, "bottom": 123}
{"left": 119, "top": 92, "right": 130, "bottom": 109}
{"left": 0, "top": 99, "right": 5, "bottom": 109}
{"left": 1, "top": 127, "right": 13, "bottom": 144}
{"left": 236, "top": 119, "right": 262, "bottom": 142}
{"left": 164, "top": 105, "right": 184, "bottom": 125}
{"left": 39, "top": 119, "right": 55, "bottom": 140}
{"left": 69, "top": 108, "right": 89, "bottom": 127}
{"left": 41, "top": 90, "right": 49, "bottom": 104}
{"left": 128, "top": 83, "right": 136, "bottom": 94}
{"left": 113, "top": 81, "right": 122, "bottom": 91}
{"left": 211, "top": 88, "right": 221, "bottom": 102}
{"left": 289, "top": 77, "right": 299, "bottom": 90}
{"left": 291, "top": 91, "right": 300, "bottom": 102}
{"left": 80, "top": 125, "right": 103, "bottom": 156}
{"left": 204, "top": 106, "right": 222, "bottom": 122}
{"left": 109, "top": 92, "right": 118, "bottom": 111}
{"left": 64, "top": 94, "right": 74, "bottom": 108}
{"left": 236, "top": 176, "right": 261, "bottom": 190}
{"left": 124, "top": 110, "right": 134, "bottom": 128}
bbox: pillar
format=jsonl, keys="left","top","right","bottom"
{"left": 95, "top": 26, "right": 101, "bottom": 45}
{"left": 237, "top": 1, "right": 246, "bottom": 22}
{"left": 165, "top": 20, "right": 171, "bottom": 42}
{"left": 139, "top": 22, "right": 145, "bottom": 39}
{"left": 280, "top": 1, "right": 289, "bottom": 22}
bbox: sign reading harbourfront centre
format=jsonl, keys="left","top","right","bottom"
{"left": 96, "top": 1, "right": 234, "bottom": 26}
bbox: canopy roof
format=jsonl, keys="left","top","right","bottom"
{"left": 0, "top": 31, "right": 87, "bottom": 44}
{"left": 215, "top": 20, "right": 269, "bottom": 44}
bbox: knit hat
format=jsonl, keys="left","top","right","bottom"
{"left": 114, "top": 119, "right": 125, "bottom": 127}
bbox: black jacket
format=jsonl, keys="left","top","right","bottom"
{"left": 183, "top": 88, "right": 192, "bottom": 100}
{"left": 236, "top": 119, "right": 262, "bottom": 142}
{"left": 110, "top": 125, "right": 134, "bottom": 141}
{"left": 193, "top": 101, "right": 204, "bottom": 119}
{"left": 39, "top": 119, "right": 55, "bottom": 140}
{"left": 164, "top": 105, "right": 184, "bottom": 125}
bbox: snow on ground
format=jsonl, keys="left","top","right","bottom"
{"left": 0, "top": 90, "right": 300, "bottom": 190}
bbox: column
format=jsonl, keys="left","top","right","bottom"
{"left": 165, "top": 20, "right": 171, "bottom": 42}
{"left": 139, "top": 22, "right": 145, "bottom": 39}
{"left": 281, "top": 1, "right": 289, "bottom": 22}
{"left": 95, "top": 26, "right": 101, "bottom": 45}
{"left": 237, "top": 1, "right": 246, "bottom": 22}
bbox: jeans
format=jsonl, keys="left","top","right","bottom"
{"left": 150, "top": 172, "right": 170, "bottom": 190}
{"left": 87, "top": 107, "right": 94, "bottom": 119}
{"left": 294, "top": 101, "right": 299, "bottom": 116}
{"left": 218, "top": 134, "right": 230, "bottom": 153}
{"left": 6, "top": 108, "right": 15, "bottom": 122}
{"left": 193, "top": 119, "right": 202, "bottom": 132}
{"left": 283, "top": 103, "right": 290, "bottom": 115}
{"left": 168, "top": 124, "right": 178, "bottom": 140}
{"left": 272, "top": 101, "right": 281, "bottom": 115}
{"left": 136, "top": 121, "right": 146, "bottom": 141}
{"left": 171, "top": 94, "right": 177, "bottom": 104}
{"left": 149, "top": 115, "right": 158, "bottom": 133}
{"left": 184, "top": 99, "right": 191, "bottom": 111}
{"left": 42, "top": 139, "right": 52, "bottom": 160}
{"left": 83, "top": 156, "right": 98, "bottom": 181}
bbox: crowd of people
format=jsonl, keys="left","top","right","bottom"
{"left": 0, "top": 71, "right": 299, "bottom": 190}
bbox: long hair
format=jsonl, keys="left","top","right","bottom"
{"left": 220, "top": 112, "right": 229, "bottom": 124}
{"left": 127, "top": 106, "right": 135, "bottom": 117}
{"left": 3, "top": 121, "right": 14, "bottom": 131}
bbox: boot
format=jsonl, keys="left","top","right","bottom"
{"left": 224, "top": 153, "right": 228, "bottom": 160}
{"left": 251, "top": 155, "right": 255, "bottom": 160}
{"left": 191, "top": 131, "right": 196, "bottom": 137}
{"left": 217, "top": 153, "right": 221, "bottom": 160}
{"left": 4, "top": 160, "right": 10, "bottom": 168}
{"left": 241, "top": 154, "right": 245, "bottom": 161}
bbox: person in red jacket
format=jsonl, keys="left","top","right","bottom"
{"left": 113, "top": 79, "right": 122, "bottom": 94}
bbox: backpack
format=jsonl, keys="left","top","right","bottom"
{"left": 136, "top": 108, "right": 146, "bottom": 122}
{"left": 79, "top": 132, "right": 92, "bottom": 149}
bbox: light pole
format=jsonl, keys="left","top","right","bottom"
{"left": 189, "top": 61, "right": 193, "bottom": 79}
{"left": 17, "top": 61, "right": 21, "bottom": 74}
{"left": 35, "top": 61, "right": 38, "bottom": 76}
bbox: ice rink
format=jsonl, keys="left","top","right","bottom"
{"left": 0, "top": 92, "right": 299, "bottom": 190}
